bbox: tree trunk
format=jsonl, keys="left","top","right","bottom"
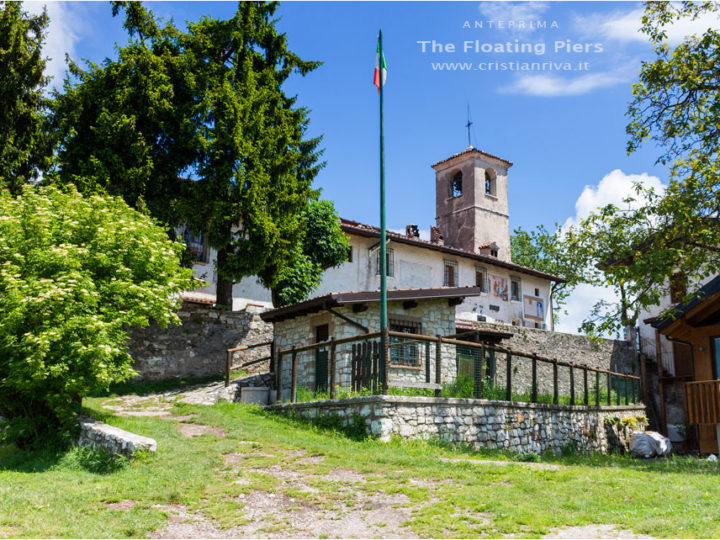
{"left": 215, "top": 247, "right": 234, "bottom": 309}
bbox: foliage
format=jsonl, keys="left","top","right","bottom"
{"left": 0, "top": 1, "right": 52, "bottom": 194}
{"left": 52, "top": 2, "right": 333, "bottom": 308}
{"left": 0, "top": 186, "right": 195, "bottom": 447}
{"left": 510, "top": 224, "right": 589, "bottom": 322}
{"left": 270, "top": 199, "right": 350, "bottom": 306}
{"left": 572, "top": 1, "right": 720, "bottom": 335}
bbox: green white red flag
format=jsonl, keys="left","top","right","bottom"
{"left": 373, "top": 35, "right": 387, "bottom": 93}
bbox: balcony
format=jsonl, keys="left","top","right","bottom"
{"left": 684, "top": 380, "right": 720, "bottom": 424}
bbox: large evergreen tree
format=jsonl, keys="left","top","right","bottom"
{"left": 52, "top": 2, "right": 334, "bottom": 307}
{"left": 0, "top": 1, "right": 52, "bottom": 194}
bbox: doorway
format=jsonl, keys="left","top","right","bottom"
{"left": 315, "top": 324, "right": 329, "bottom": 393}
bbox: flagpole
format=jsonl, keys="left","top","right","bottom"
{"left": 378, "top": 28, "right": 389, "bottom": 394}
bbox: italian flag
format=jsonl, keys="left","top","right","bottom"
{"left": 373, "top": 35, "right": 387, "bottom": 93}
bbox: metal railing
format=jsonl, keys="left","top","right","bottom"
{"left": 271, "top": 330, "right": 642, "bottom": 406}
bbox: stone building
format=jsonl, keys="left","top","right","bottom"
{"left": 186, "top": 146, "right": 564, "bottom": 330}
{"left": 261, "top": 287, "right": 482, "bottom": 400}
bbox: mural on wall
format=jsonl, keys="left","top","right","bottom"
{"left": 489, "top": 274, "right": 508, "bottom": 301}
{"left": 523, "top": 295, "right": 545, "bottom": 322}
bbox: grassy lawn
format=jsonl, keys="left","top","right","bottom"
{"left": 1, "top": 393, "right": 719, "bottom": 538}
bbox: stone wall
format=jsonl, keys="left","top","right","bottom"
{"left": 78, "top": 416, "right": 156, "bottom": 457}
{"left": 129, "top": 300, "right": 273, "bottom": 381}
{"left": 273, "top": 299, "right": 456, "bottom": 400}
{"left": 457, "top": 322, "right": 639, "bottom": 397}
{"left": 272, "top": 396, "right": 646, "bottom": 455}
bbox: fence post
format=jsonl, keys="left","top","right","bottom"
{"left": 531, "top": 353, "right": 538, "bottom": 403}
{"left": 276, "top": 351, "right": 283, "bottom": 403}
{"left": 381, "top": 327, "right": 389, "bottom": 394}
{"left": 595, "top": 370, "right": 600, "bottom": 407}
{"left": 291, "top": 346, "right": 298, "bottom": 403}
{"left": 631, "top": 377, "right": 636, "bottom": 404}
{"left": 225, "top": 349, "right": 232, "bottom": 388}
{"left": 330, "top": 337, "right": 337, "bottom": 399}
{"left": 624, "top": 377, "right": 629, "bottom": 405}
{"left": 435, "top": 335, "right": 442, "bottom": 398}
{"left": 616, "top": 375, "right": 620, "bottom": 405}
{"left": 474, "top": 348, "right": 484, "bottom": 399}
{"left": 505, "top": 352, "right": 512, "bottom": 402}
{"left": 569, "top": 363, "right": 575, "bottom": 406}
{"left": 425, "top": 341, "right": 431, "bottom": 384}
{"left": 373, "top": 341, "right": 379, "bottom": 394}
{"left": 583, "top": 367, "right": 589, "bottom": 406}
{"left": 607, "top": 372, "right": 611, "bottom": 405}
{"left": 552, "top": 359, "right": 559, "bottom": 405}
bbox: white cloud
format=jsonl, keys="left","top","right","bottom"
{"left": 575, "top": 7, "right": 720, "bottom": 45}
{"left": 563, "top": 169, "right": 665, "bottom": 229}
{"left": 24, "top": 2, "right": 84, "bottom": 88}
{"left": 501, "top": 61, "right": 637, "bottom": 97}
{"left": 478, "top": 1, "right": 550, "bottom": 27}
{"left": 556, "top": 170, "right": 666, "bottom": 336}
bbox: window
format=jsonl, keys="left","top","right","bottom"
{"left": 347, "top": 246, "right": 353, "bottom": 263}
{"left": 490, "top": 248, "right": 498, "bottom": 258}
{"left": 390, "top": 318, "right": 422, "bottom": 366}
{"left": 534, "top": 288, "right": 540, "bottom": 296}
{"left": 374, "top": 247, "right": 394, "bottom": 277}
{"left": 183, "top": 228, "right": 208, "bottom": 263}
{"left": 449, "top": 171, "right": 463, "bottom": 197}
{"left": 475, "top": 267, "right": 487, "bottom": 292}
{"left": 443, "top": 260, "right": 458, "bottom": 287}
{"left": 510, "top": 278, "right": 521, "bottom": 301}
{"left": 485, "top": 168, "right": 496, "bottom": 196}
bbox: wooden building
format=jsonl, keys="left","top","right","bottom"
{"left": 651, "top": 275, "right": 720, "bottom": 454}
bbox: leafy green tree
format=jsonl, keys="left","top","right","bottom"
{"left": 620, "top": 1, "right": 720, "bottom": 292}
{"left": 0, "top": 1, "right": 52, "bottom": 194}
{"left": 510, "top": 224, "right": 588, "bottom": 323}
{"left": 269, "top": 199, "right": 350, "bottom": 306}
{"left": 0, "top": 185, "right": 195, "bottom": 447}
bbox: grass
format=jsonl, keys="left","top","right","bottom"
{"left": 0, "top": 389, "right": 718, "bottom": 537}
{"left": 294, "top": 375, "right": 641, "bottom": 406}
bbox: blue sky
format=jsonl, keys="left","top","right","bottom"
{"left": 27, "top": 1, "right": 720, "bottom": 335}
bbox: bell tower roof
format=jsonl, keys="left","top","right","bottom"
{"left": 431, "top": 146, "right": 513, "bottom": 170}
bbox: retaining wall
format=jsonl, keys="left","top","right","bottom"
{"left": 129, "top": 300, "right": 273, "bottom": 381}
{"left": 78, "top": 416, "right": 156, "bottom": 457}
{"left": 272, "top": 396, "right": 645, "bottom": 455}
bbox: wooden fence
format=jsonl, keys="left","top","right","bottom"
{"left": 684, "top": 380, "right": 720, "bottom": 424}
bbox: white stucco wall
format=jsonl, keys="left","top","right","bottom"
{"left": 188, "top": 233, "right": 554, "bottom": 328}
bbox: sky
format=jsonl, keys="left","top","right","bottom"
{"left": 23, "top": 1, "right": 720, "bottom": 336}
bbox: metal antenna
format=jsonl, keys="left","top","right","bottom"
{"left": 465, "top": 104, "right": 473, "bottom": 148}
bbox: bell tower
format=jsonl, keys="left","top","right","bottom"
{"left": 432, "top": 147, "right": 513, "bottom": 261}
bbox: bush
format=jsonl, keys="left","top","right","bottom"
{"left": 0, "top": 186, "right": 195, "bottom": 447}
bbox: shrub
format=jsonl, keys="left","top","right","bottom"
{"left": 0, "top": 186, "right": 195, "bottom": 447}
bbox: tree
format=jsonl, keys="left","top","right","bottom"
{"left": 179, "top": 1, "right": 323, "bottom": 307}
{"left": 620, "top": 1, "right": 720, "bottom": 295}
{"left": 50, "top": 2, "right": 195, "bottom": 226}
{"left": 269, "top": 199, "right": 350, "bottom": 306}
{"left": 52, "top": 2, "right": 330, "bottom": 308}
{"left": 0, "top": 185, "right": 195, "bottom": 447}
{"left": 0, "top": 1, "right": 52, "bottom": 194}
{"left": 510, "top": 224, "right": 588, "bottom": 323}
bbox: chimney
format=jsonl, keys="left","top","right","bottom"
{"left": 430, "top": 226, "right": 444, "bottom": 245}
{"left": 405, "top": 224, "right": 420, "bottom": 239}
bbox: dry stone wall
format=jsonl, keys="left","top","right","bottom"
{"left": 129, "top": 300, "right": 273, "bottom": 381}
{"left": 78, "top": 416, "right": 156, "bottom": 457}
{"left": 273, "top": 396, "right": 646, "bottom": 455}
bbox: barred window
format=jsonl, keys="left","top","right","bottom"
{"left": 374, "top": 247, "right": 394, "bottom": 277}
{"left": 443, "top": 260, "right": 458, "bottom": 287}
{"left": 390, "top": 318, "right": 422, "bottom": 366}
